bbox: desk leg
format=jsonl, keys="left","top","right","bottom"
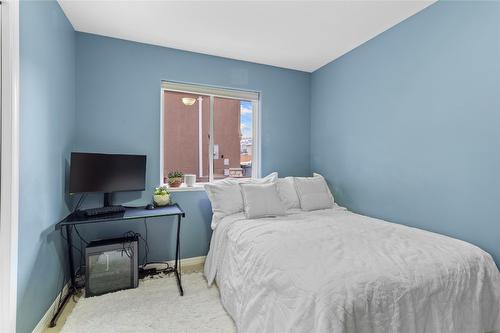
{"left": 67, "top": 225, "right": 76, "bottom": 292}
{"left": 174, "top": 215, "right": 184, "bottom": 296}
{"left": 49, "top": 225, "right": 76, "bottom": 327}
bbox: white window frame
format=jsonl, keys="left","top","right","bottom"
{"left": 0, "top": 1, "right": 20, "bottom": 333}
{"left": 160, "top": 81, "right": 261, "bottom": 189}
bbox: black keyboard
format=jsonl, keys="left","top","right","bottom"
{"left": 83, "top": 206, "right": 125, "bottom": 217}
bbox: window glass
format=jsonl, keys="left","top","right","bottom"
{"left": 163, "top": 87, "right": 256, "bottom": 184}
{"left": 163, "top": 91, "right": 210, "bottom": 182}
{"left": 213, "top": 97, "right": 252, "bottom": 179}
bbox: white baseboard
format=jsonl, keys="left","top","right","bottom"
{"left": 32, "top": 282, "right": 70, "bottom": 333}
{"left": 173, "top": 255, "right": 206, "bottom": 268}
{"left": 32, "top": 256, "right": 206, "bottom": 332}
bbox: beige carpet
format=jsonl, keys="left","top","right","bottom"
{"left": 61, "top": 273, "right": 236, "bottom": 333}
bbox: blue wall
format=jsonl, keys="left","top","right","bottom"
{"left": 73, "top": 33, "right": 311, "bottom": 262}
{"left": 311, "top": 1, "right": 500, "bottom": 264}
{"left": 18, "top": 1, "right": 76, "bottom": 332}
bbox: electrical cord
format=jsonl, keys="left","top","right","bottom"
{"left": 59, "top": 227, "right": 84, "bottom": 259}
{"left": 73, "top": 225, "right": 89, "bottom": 245}
{"left": 59, "top": 227, "right": 86, "bottom": 288}
{"left": 121, "top": 231, "right": 138, "bottom": 259}
{"left": 72, "top": 225, "right": 88, "bottom": 287}
{"left": 73, "top": 193, "right": 87, "bottom": 213}
{"left": 77, "top": 233, "right": 85, "bottom": 287}
{"left": 52, "top": 238, "right": 67, "bottom": 319}
{"left": 56, "top": 225, "right": 87, "bottom": 315}
{"left": 143, "top": 218, "right": 149, "bottom": 265}
{"left": 122, "top": 227, "right": 149, "bottom": 266}
{"left": 142, "top": 261, "right": 172, "bottom": 272}
{"left": 121, "top": 223, "right": 175, "bottom": 279}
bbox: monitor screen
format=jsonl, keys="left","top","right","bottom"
{"left": 69, "top": 152, "right": 146, "bottom": 194}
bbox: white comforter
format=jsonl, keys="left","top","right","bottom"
{"left": 204, "top": 207, "right": 500, "bottom": 333}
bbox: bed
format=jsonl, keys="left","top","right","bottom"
{"left": 204, "top": 206, "right": 500, "bottom": 333}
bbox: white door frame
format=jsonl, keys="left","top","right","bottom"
{"left": 0, "top": 1, "right": 20, "bottom": 333}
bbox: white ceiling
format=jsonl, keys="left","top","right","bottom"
{"left": 59, "top": 0, "right": 435, "bottom": 72}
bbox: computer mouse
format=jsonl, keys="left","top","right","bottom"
{"left": 146, "top": 204, "right": 155, "bottom": 210}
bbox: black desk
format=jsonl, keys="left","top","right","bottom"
{"left": 50, "top": 204, "right": 186, "bottom": 327}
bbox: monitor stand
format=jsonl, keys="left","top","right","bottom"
{"left": 104, "top": 192, "right": 113, "bottom": 207}
{"left": 103, "top": 192, "right": 125, "bottom": 211}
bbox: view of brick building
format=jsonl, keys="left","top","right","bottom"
{"left": 163, "top": 91, "right": 252, "bottom": 182}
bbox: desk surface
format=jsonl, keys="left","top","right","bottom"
{"left": 57, "top": 203, "right": 185, "bottom": 228}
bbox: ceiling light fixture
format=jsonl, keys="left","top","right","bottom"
{"left": 182, "top": 97, "right": 196, "bottom": 106}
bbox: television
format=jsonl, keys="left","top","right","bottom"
{"left": 69, "top": 152, "right": 146, "bottom": 206}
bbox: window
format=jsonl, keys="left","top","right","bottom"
{"left": 161, "top": 81, "right": 260, "bottom": 184}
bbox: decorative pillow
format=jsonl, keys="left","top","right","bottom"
{"left": 240, "top": 183, "right": 286, "bottom": 219}
{"left": 204, "top": 172, "right": 278, "bottom": 228}
{"left": 294, "top": 174, "right": 334, "bottom": 211}
{"left": 276, "top": 177, "right": 300, "bottom": 210}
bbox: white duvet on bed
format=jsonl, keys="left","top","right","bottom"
{"left": 204, "top": 207, "right": 500, "bottom": 333}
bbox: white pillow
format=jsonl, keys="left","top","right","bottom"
{"left": 276, "top": 177, "right": 300, "bottom": 210}
{"left": 294, "top": 174, "right": 334, "bottom": 211}
{"left": 204, "top": 172, "right": 278, "bottom": 228}
{"left": 240, "top": 183, "right": 286, "bottom": 219}
{"left": 313, "top": 173, "right": 335, "bottom": 203}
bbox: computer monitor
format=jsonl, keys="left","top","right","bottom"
{"left": 69, "top": 152, "right": 146, "bottom": 206}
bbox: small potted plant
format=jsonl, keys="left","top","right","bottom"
{"left": 153, "top": 186, "right": 170, "bottom": 207}
{"left": 168, "top": 171, "right": 184, "bottom": 188}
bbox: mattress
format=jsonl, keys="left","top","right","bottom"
{"left": 204, "top": 207, "right": 500, "bottom": 333}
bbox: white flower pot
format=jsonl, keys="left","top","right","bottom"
{"left": 153, "top": 194, "right": 170, "bottom": 207}
{"left": 184, "top": 174, "right": 196, "bottom": 187}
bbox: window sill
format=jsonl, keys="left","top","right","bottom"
{"left": 163, "top": 183, "right": 206, "bottom": 192}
